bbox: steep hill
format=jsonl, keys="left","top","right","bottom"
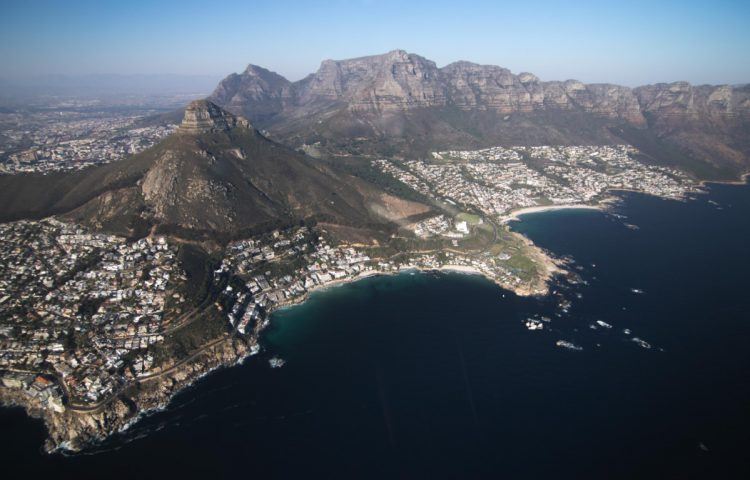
{"left": 210, "top": 50, "right": 750, "bottom": 180}
{"left": 0, "top": 100, "right": 430, "bottom": 240}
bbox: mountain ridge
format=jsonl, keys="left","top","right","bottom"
{"left": 209, "top": 49, "right": 750, "bottom": 180}
{"left": 0, "top": 100, "right": 431, "bottom": 241}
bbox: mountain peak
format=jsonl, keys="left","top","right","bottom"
{"left": 243, "top": 64, "right": 267, "bottom": 75}
{"left": 386, "top": 48, "right": 409, "bottom": 58}
{"left": 180, "top": 99, "right": 250, "bottom": 134}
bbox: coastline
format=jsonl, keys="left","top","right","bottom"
{"left": 1, "top": 251, "right": 558, "bottom": 454}
{"left": 275, "top": 258, "right": 556, "bottom": 316}
{"left": 500, "top": 204, "right": 602, "bottom": 224}
{"left": 273, "top": 270, "right": 382, "bottom": 311}
{"left": 1, "top": 190, "right": 653, "bottom": 454}
{"left": 0, "top": 335, "right": 253, "bottom": 454}
{"left": 497, "top": 178, "right": 724, "bottom": 226}
{"left": 25, "top": 178, "right": 739, "bottom": 453}
{"left": 0, "top": 193, "right": 623, "bottom": 454}
{"left": 699, "top": 172, "right": 750, "bottom": 187}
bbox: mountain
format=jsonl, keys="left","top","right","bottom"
{"left": 629, "top": 82, "right": 750, "bottom": 177}
{"left": 209, "top": 50, "right": 750, "bottom": 180}
{"left": 210, "top": 65, "right": 294, "bottom": 124}
{"left": 0, "top": 100, "right": 430, "bottom": 240}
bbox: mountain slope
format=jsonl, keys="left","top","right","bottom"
{"left": 209, "top": 50, "right": 750, "bottom": 180}
{"left": 210, "top": 65, "right": 294, "bottom": 124}
{"left": 0, "top": 100, "right": 430, "bottom": 240}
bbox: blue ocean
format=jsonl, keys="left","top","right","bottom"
{"left": 2, "top": 183, "right": 749, "bottom": 479}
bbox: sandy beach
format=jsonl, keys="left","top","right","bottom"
{"left": 500, "top": 204, "right": 602, "bottom": 224}
{"left": 273, "top": 269, "right": 382, "bottom": 311}
{"left": 431, "top": 264, "right": 485, "bottom": 276}
{"left": 275, "top": 264, "right": 507, "bottom": 313}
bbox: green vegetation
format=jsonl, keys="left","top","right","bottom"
{"left": 611, "top": 124, "right": 737, "bottom": 181}
{"left": 152, "top": 308, "right": 229, "bottom": 364}
{"left": 255, "top": 254, "right": 307, "bottom": 279}
{"left": 330, "top": 156, "right": 434, "bottom": 205}
{"left": 507, "top": 252, "right": 538, "bottom": 277}
{"left": 455, "top": 226, "right": 494, "bottom": 251}
{"left": 487, "top": 243, "right": 510, "bottom": 256}
{"left": 176, "top": 244, "right": 218, "bottom": 308}
{"left": 455, "top": 212, "right": 482, "bottom": 225}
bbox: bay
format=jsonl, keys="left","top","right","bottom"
{"left": 2, "top": 183, "right": 749, "bottom": 479}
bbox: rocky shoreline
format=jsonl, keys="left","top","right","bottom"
{"left": 273, "top": 254, "right": 558, "bottom": 315}
{"left": 0, "top": 231, "right": 563, "bottom": 454}
{"left": 1, "top": 335, "right": 254, "bottom": 453}
{"left": 14, "top": 181, "right": 717, "bottom": 454}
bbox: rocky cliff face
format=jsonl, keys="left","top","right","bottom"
{"left": 0, "top": 336, "right": 253, "bottom": 453}
{"left": 0, "top": 100, "right": 429, "bottom": 239}
{"left": 179, "top": 99, "right": 251, "bottom": 134}
{"left": 210, "top": 50, "right": 750, "bottom": 125}
{"left": 439, "top": 61, "right": 646, "bottom": 124}
{"left": 629, "top": 83, "right": 750, "bottom": 177}
{"left": 296, "top": 50, "right": 447, "bottom": 110}
{"left": 212, "top": 50, "right": 647, "bottom": 121}
{"left": 208, "top": 50, "right": 750, "bottom": 180}
{"left": 635, "top": 82, "right": 750, "bottom": 125}
{"left": 209, "top": 65, "right": 294, "bottom": 122}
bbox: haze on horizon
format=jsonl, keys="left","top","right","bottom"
{"left": 1, "top": 0, "right": 749, "bottom": 87}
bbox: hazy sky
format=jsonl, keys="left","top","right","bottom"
{"left": 1, "top": 0, "right": 749, "bottom": 86}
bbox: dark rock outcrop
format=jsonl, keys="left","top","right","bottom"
{"left": 1, "top": 336, "right": 253, "bottom": 453}
{"left": 179, "top": 99, "right": 251, "bottom": 134}
{"left": 209, "top": 64, "right": 294, "bottom": 123}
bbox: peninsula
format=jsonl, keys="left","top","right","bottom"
{"left": 1, "top": 49, "right": 735, "bottom": 452}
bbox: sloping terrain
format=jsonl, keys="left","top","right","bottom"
{"left": 0, "top": 100, "right": 429, "bottom": 240}
{"left": 210, "top": 50, "right": 750, "bottom": 180}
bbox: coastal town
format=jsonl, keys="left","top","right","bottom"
{"left": 0, "top": 205, "right": 553, "bottom": 432}
{"left": 375, "top": 145, "right": 693, "bottom": 221}
{"left": 216, "top": 222, "right": 550, "bottom": 343}
{"left": 0, "top": 142, "right": 700, "bottom": 453}
{"left": 0, "top": 219, "right": 185, "bottom": 409}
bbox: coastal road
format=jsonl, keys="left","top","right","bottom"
{"left": 66, "top": 329, "right": 237, "bottom": 413}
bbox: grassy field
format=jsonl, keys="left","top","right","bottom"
{"left": 455, "top": 212, "right": 483, "bottom": 225}
{"left": 506, "top": 253, "right": 539, "bottom": 279}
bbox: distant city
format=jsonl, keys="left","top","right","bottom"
{"left": 0, "top": 94, "right": 198, "bottom": 174}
